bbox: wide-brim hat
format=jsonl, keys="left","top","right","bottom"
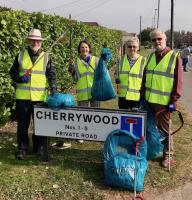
{"left": 28, "top": 29, "right": 44, "bottom": 41}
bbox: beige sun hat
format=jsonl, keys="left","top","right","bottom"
{"left": 28, "top": 29, "right": 44, "bottom": 40}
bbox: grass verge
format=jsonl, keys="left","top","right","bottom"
{"left": 0, "top": 102, "right": 192, "bottom": 200}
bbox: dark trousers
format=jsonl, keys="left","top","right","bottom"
{"left": 16, "top": 99, "right": 43, "bottom": 151}
{"left": 118, "top": 97, "right": 140, "bottom": 110}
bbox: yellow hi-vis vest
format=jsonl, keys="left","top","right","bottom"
{"left": 118, "top": 55, "right": 146, "bottom": 100}
{"left": 75, "top": 56, "right": 97, "bottom": 101}
{"left": 145, "top": 50, "right": 179, "bottom": 105}
{"left": 16, "top": 50, "right": 48, "bottom": 101}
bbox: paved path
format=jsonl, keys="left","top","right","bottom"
{"left": 181, "top": 59, "right": 192, "bottom": 114}
{"left": 147, "top": 182, "right": 192, "bottom": 200}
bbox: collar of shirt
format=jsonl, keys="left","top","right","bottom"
{"left": 28, "top": 47, "right": 41, "bottom": 56}
{"left": 28, "top": 47, "right": 42, "bottom": 64}
{"left": 80, "top": 55, "right": 91, "bottom": 64}
{"left": 127, "top": 55, "right": 137, "bottom": 68}
{"left": 155, "top": 47, "right": 171, "bottom": 64}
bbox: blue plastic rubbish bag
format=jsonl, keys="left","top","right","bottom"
{"left": 104, "top": 130, "right": 148, "bottom": 192}
{"left": 141, "top": 101, "right": 164, "bottom": 160}
{"left": 91, "top": 48, "right": 116, "bottom": 101}
{"left": 46, "top": 93, "right": 75, "bottom": 110}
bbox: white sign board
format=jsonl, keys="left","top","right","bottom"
{"left": 34, "top": 107, "right": 146, "bottom": 141}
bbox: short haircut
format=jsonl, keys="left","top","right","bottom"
{"left": 126, "top": 36, "right": 139, "bottom": 47}
{"left": 150, "top": 29, "right": 166, "bottom": 39}
{"left": 78, "top": 40, "right": 92, "bottom": 53}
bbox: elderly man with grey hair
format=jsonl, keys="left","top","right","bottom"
{"left": 10, "top": 29, "right": 57, "bottom": 160}
{"left": 141, "top": 29, "right": 183, "bottom": 168}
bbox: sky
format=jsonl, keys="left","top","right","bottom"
{"left": 0, "top": 0, "right": 191, "bottom": 34}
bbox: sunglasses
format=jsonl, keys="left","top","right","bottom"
{"left": 128, "top": 45, "right": 137, "bottom": 49}
{"left": 152, "top": 38, "right": 162, "bottom": 42}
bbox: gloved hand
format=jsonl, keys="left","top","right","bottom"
{"left": 115, "top": 78, "right": 120, "bottom": 84}
{"left": 167, "top": 103, "right": 176, "bottom": 112}
{"left": 21, "top": 75, "right": 30, "bottom": 83}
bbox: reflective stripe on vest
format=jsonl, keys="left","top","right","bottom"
{"left": 75, "top": 56, "right": 97, "bottom": 101}
{"left": 119, "top": 55, "right": 145, "bottom": 100}
{"left": 16, "top": 50, "right": 48, "bottom": 101}
{"left": 145, "top": 50, "right": 178, "bottom": 105}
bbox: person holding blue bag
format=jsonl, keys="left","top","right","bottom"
{"left": 115, "top": 37, "right": 146, "bottom": 110}
{"left": 68, "top": 40, "right": 100, "bottom": 108}
{"left": 67, "top": 40, "right": 100, "bottom": 143}
{"left": 9, "top": 29, "right": 57, "bottom": 159}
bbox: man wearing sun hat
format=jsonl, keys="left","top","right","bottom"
{"left": 9, "top": 28, "right": 57, "bottom": 160}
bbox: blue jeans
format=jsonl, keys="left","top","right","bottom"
{"left": 182, "top": 57, "right": 189, "bottom": 70}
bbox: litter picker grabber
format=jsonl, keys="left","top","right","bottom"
{"left": 168, "top": 112, "right": 171, "bottom": 171}
{"left": 155, "top": 109, "right": 184, "bottom": 171}
{"left": 24, "top": 33, "right": 65, "bottom": 76}
{"left": 133, "top": 136, "right": 145, "bottom": 200}
{"left": 115, "top": 46, "right": 121, "bottom": 95}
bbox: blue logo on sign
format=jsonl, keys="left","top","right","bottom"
{"left": 121, "top": 116, "right": 143, "bottom": 138}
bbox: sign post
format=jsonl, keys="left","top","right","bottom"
{"left": 34, "top": 106, "right": 147, "bottom": 161}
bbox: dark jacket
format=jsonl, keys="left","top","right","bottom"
{"left": 9, "top": 47, "right": 57, "bottom": 93}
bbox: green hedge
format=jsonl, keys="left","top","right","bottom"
{"left": 0, "top": 9, "right": 122, "bottom": 126}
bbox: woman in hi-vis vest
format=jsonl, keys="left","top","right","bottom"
{"left": 115, "top": 37, "right": 146, "bottom": 110}
{"left": 69, "top": 40, "right": 100, "bottom": 107}
{"left": 67, "top": 40, "right": 100, "bottom": 144}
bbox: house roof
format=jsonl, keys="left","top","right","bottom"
{"left": 83, "top": 22, "right": 100, "bottom": 26}
{"left": 121, "top": 31, "right": 136, "bottom": 36}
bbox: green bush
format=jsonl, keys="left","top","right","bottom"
{"left": 0, "top": 9, "right": 122, "bottom": 126}
{"left": 0, "top": 60, "right": 15, "bottom": 126}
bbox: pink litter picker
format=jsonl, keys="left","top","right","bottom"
{"left": 155, "top": 109, "right": 184, "bottom": 172}
{"left": 132, "top": 136, "right": 145, "bottom": 200}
